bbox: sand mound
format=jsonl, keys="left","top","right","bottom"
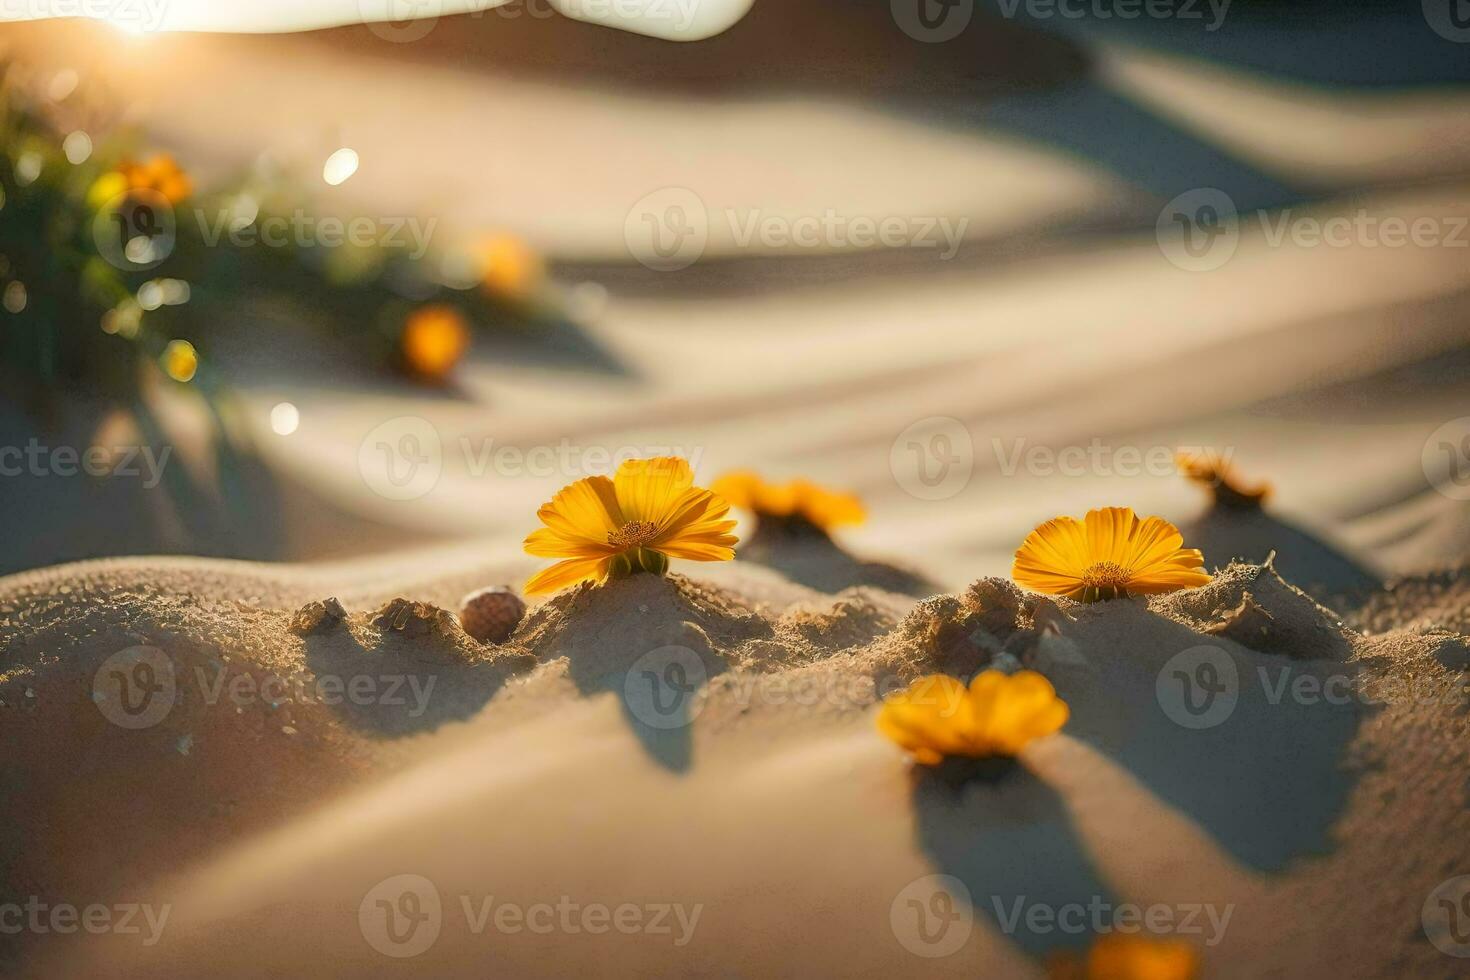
{"left": 1151, "top": 558, "right": 1355, "bottom": 660}
{"left": 505, "top": 573, "right": 909, "bottom": 677}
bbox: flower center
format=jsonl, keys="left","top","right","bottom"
{"left": 1080, "top": 561, "right": 1130, "bottom": 589}
{"left": 607, "top": 520, "right": 659, "bottom": 549}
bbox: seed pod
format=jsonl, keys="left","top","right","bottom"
{"left": 459, "top": 586, "right": 526, "bottom": 644}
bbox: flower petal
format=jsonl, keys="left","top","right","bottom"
{"left": 535, "top": 476, "right": 623, "bottom": 544}
{"left": 614, "top": 457, "right": 695, "bottom": 525}
{"left": 524, "top": 556, "right": 613, "bottom": 596}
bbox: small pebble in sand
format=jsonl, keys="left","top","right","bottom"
{"left": 372, "top": 597, "right": 460, "bottom": 638}
{"left": 289, "top": 597, "right": 347, "bottom": 636}
{"left": 460, "top": 586, "right": 527, "bottom": 644}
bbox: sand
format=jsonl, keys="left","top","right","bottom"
{"left": 3, "top": 547, "right": 1469, "bottom": 978}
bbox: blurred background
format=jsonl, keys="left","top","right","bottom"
{"left": 2, "top": 0, "right": 1469, "bottom": 594}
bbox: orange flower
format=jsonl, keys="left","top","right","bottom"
{"left": 160, "top": 339, "right": 198, "bottom": 382}
{"left": 524, "top": 457, "right": 738, "bottom": 595}
{"left": 400, "top": 305, "right": 470, "bottom": 381}
{"left": 1048, "top": 935, "right": 1200, "bottom": 980}
{"left": 121, "top": 154, "right": 193, "bottom": 204}
{"left": 1013, "top": 507, "right": 1210, "bottom": 603}
{"left": 711, "top": 471, "right": 865, "bottom": 531}
{"left": 877, "top": 671, "right": 1068, "bottom": 765}
{"left": 1176, "top": 452, "right": 1271, "bottom": 508}
{"left": 89, "top": 154, "right": 192, "bottom": 211}
{"left": 476, "top": 234, "right": 543, "bottom": 303}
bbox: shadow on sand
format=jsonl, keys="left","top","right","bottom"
{"left": 911, "top": 765, "right": 1118, "bottom": 959}
{"left": 910, "top": 601, "right": 1366, "bottom": 957}
{"left": 1180, "top": 503, "right": 1382, "bottom": 600}
{"left": 736, "top": 520, "right": 943, "bottom": 598}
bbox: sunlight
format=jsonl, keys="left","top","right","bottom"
{"left": 3, "top": 0, "right": 754, "bottom": 39}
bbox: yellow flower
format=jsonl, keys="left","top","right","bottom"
{"left": 877, "top": 670, "right": 1069, "bottom": 766}
{"left": 524, "top": 457, "right": 738, "bottom": 596}
{"left": 1013, "top": 507, "right": 1210, "bottom": 603}
{"left": 400, "top": 305, "right": 470, "bottom": 381}
{"left": 711, "top": 471, "right": 866, "bottom": 530}
{"left": 476, "top": 234, "right": 543, "bottom": 303}
{"left": 1176, "top": 452, "right": 1271, "bottom": 507}
{"left": 1048, "top": 935, "right": 1200, "bottom": 980}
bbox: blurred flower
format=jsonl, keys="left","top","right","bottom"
{"left": 160, "top": 339, "right": 198, "bottom": 382}
{"left": 1176, "top": 451, "right": 1271, "bottom": 509}
{"left": 524, "top": 456, "right": 737, "bottom": 595}
{"left": 1048, "top": 934, "right": 1200, "bottom": 980}
{"left": 88, "top": 153, "right": 193, "bottom": 209}
{"left": 399, "top": 304, "right": 470, "bottom": 382}
{"left": 877, "top": 670, "right": 1069, "bottom": 765}
{"left": 1013, "top": 507, "right": 1210, "bottom": 603}
{"left": 475, "top": 234, "right": 543, "bottom": 303}
{"left": 712, "top": 471, "right": 866, "bottom": 531}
